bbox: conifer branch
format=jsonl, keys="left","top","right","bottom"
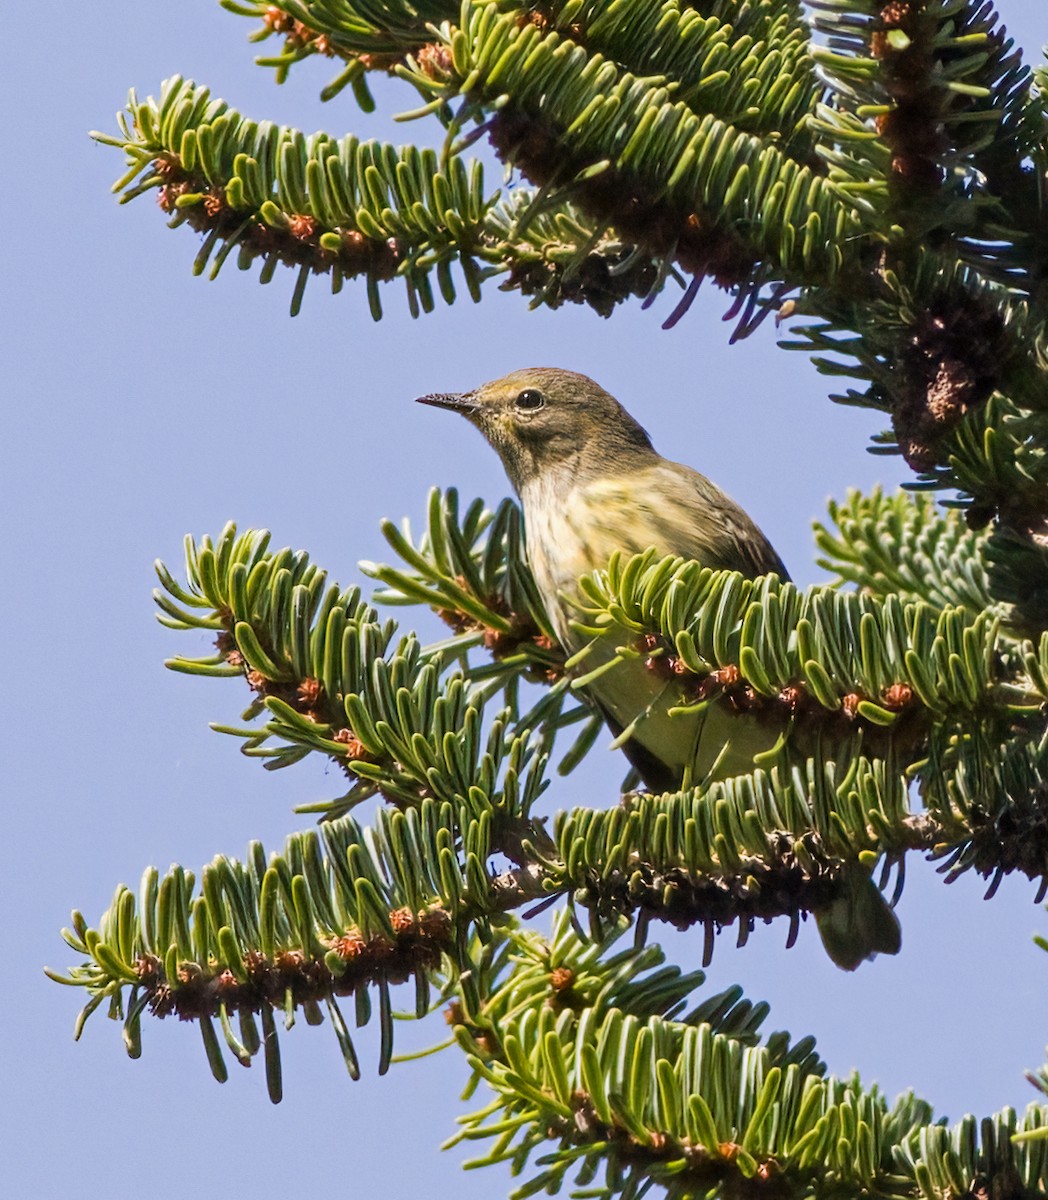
{"left": 153, "top": 513, "right": 560, "bottom": 819}
{"left": 64, "top": 491, "right": 1042, "bottom": 1002}
{"left": 95, "top": 2, "right": 1048, "bottom": 503}
{"left": 814, "top": 488, "right": 993, "bottom": 615}
{"left": 51, "top": 485, "right": 1048, "bottom": 1111}
{"left": 67, "top": 1, "right": 1048, "bottom": 1165}
{"left": 163, "top": 496, "right": 1048, "bottom": 906}
{"left": 450, "top": 915, "right": 1048, "bottom": 1200}
{"left": 46, "top": 804, "right": 500, "bottom": 1099}
{"left": 576, "top": 547, "right": 1036, "bottom": 731}
{"left": 93, "top": 76, "right": 664, "bottom": 318}
{"left": 551, "top": 758, "right": 918, "bottom": 956}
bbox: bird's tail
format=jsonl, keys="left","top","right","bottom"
{"left": 814, "top": 863, "right": 901, "bottom": 971}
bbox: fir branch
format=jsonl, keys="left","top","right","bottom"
{"left": 460, "top": 3, "right": 863, "bottom": 293}
{"left": 53, "top": 486, "right": 1048, "bottom": 1105}
{"left": 488, "top": 190, "right": 667, "bottom": 317}
{"left": 46, "top": 802, "right": 496, "bottom": 1098}
{"left": 537, "top": 0, "right": 818, "bottom": 147}
{"left": 814, "top": 487, "right": 993, "bottom": 615}
{"left": 454, "top": 912, "right": 826, "bottom": 1070}
{"left": 155, "top": 519, "right": 562, "bottom": 821}
{"left": 814, "top": 476, "right": 1048, "bottom": 646}
{"left": 924, "top": 722, "right": 1048, "bottom": 903}
{"left": 780, "top": 1, "right": 1048, "bottom": 491}
{"left": 224, "top": 0, "right": 457, "bottom": 64}
{"left": 362, "top": 487, "right": 558, "bottom": 666}
{"left": 95, "top": 76, "right": 501, "bottom": 318}
{"left": 94, "top": 4, "right": 1048, "bottom": 494}
{"left": 550, "top": 757, "right": 917, "bottom": 953}
{"left": 450, "top": 917, "right": 1048, "bottom": 1200}
{"left": 909, "top": 388, "right": 1048, "bottom": 517}
{"left": 575, "top": 549, "right": 1032, "bottom": 735}
{"left": 550, "top": 736, "right": 1048, "bottom": 955}
{"left": 809, "top": 0, "right": 1039, "bottom": 254}
{"left": 987, "top": 524, "right": 1048, "bottom": 638}
{"left": 221, "top": 0, "right": 464, "bottom": 106}
{"left": 225, "top": 0, "right": 819, "bottom": 148}
{"left": 149, "top": 501, "right": 1048, "bottom": 964}
{"left": 783, "top": 258, "right": 1037, "bottom": 480}
{"left": 95, "top": 75, "right": 672, "bottom": 318}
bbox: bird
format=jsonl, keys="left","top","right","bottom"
{"left": 417, "top": 367, "right": 901, "bottom": 970}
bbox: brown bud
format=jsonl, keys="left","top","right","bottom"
{"left": 332, "top": 728, "right": 368, "bottom": 760}
{"left": 288, "top": 214, "right": 318, "bottom": 240}
{"left": 215, "top": 968, "right": 238, "bottom": 993}
{"left": 177, "top": 962, "right": 202, "bottom": 985}
{"left": 157, "top": 181, "right": 190, "bottom": 213}
{"left": 879, "top": 1, "right": 913, "bottom": 28}
{"left": 297, "top": 677, "right": 323, "bottom": 709}
{"left": 881, "top": 682, "right": 913, "bottom": 710}
{"left": 416, "top": 42, "right": 453, "bottom": 81}
{"left": 135, "top": 955, "right": 162, "bottom": 985}
{"left": 898, "top": 435, "right": 938, "bottom": 473}
{"left": 710, "top": 665, "right": 741, "bottom": 687}
{"left": 330, "top": 932, "right": 367, "bottom": 960}
{"left": 516, "top": 9, "right": 550, "bottom": 30}
{"left": 776, "top": 298, "right": 797, "bottom": 325}
{"left": 389, "top": 907, "right": 416, "bottom": 934}
{"left": 550, "top": 966, "right": 575, "bottom": 991}
{"left": 262, "top": 6, "right": 294, "bottom": 34}
{"left": 153, "top": 154, "right": 182, "bottom": 179}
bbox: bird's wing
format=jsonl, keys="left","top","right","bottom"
{"left": 638, "top": 461, "right": 789, "bottom": 581}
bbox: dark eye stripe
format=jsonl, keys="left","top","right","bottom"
{"left": 515, "top": 388, "right": 545, "bottom": 410}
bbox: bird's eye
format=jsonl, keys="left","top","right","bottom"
{"left": 514, "top": 388, "right": 545, "bottom": 411}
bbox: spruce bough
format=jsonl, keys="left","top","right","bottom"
{"left": 55, "top": 2, "right": 1048, "bottom": 1197}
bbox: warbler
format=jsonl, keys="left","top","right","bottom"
{"left": 418, "top": 367, "right": 900, "bottom": 969}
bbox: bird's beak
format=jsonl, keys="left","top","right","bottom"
{"left": 415, "top": 391, "right": 479, "bottom": 414}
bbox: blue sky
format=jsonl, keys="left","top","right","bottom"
{"left": 5, "top": 4, "right": 1048, "bottom": 1195}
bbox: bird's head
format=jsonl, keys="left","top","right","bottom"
{"left": 416, "top": 367, "right": 654, "bottom": 493}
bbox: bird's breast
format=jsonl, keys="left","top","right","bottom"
{"left": 521, "top": 477, "right": 659, "bottom": 646}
